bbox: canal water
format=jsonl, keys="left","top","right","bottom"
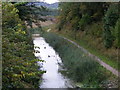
{"left": 33, "top": 36, "right": 74, "bottom": 88}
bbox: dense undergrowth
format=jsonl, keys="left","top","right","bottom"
{"left": 2, "top": 3, "right": 45, "bottom": 89}
{"left": 42, "top": 32, "right": 117, "bottom": 88}
{"left": 43, "top": 22, "right": 119, "bottom": 71}
{"left": 56, "top": 2, "right": 119, "bottom": 71}
{"left": 54, "top": 23, "right": 119, "bottom": 71}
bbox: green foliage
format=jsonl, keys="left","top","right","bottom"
{"left": 14, "top": 2, "right": 47, "bottom": 28}
{"left": 2, "top": 3, "right": 20, "bottom": 28}
{"left": 104, "top": 4, "right": 119, "bottom": 26}
{"left": 79, "top": 14, "right": 91, "bottom": 30}
{"left": 85, "top": 22, "right": 103, "bottom": 37}
{"left": 71, "top": 16, "right": 80, "bottom": 30}
{"left": 58, "top": 2, "right": 105, "bottom": 31}
{"left": 103, "top": 28, "right": 113, "bottom": 48}
{"left": 57, "top": 17, "right": 66, "bottom": 31}
{"left": 58, "top": 2, "right": 119, "bottom": 49}
{"left": 58, "top": 2, "right": 81, "bottom": 31}
{"left": 2, "top": 3, "right": 45, "bottom": 89}
{"left": 103, "top": 4, "right": 119, "bottom": 48}
{"left": 43, "top": 33, "right": 108, "bottom": 87}
{"left": 113, "top": 18, "right": 120, "bottom": 48}
{"left": 29, "top": 27, "right": 43, "bottom": 35}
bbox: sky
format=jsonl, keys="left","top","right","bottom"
{"left": 42, "top": 0, "right": 59, "bottom": 4}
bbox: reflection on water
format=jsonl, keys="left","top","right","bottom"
{"left": 33, "top": 37, "right": 74, "bottom": 88}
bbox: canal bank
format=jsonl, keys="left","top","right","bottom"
{"left": 33, "top": 35, "right": 75, "bottom": 88}
{"left": 42, "top": 32, "right": 118, "bottom": 88}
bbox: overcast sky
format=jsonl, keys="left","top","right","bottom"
{"left": 42, "top": 0, "right": 59, "bottom": 4}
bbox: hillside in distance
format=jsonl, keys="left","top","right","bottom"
{"left": 34, "top": 2, "right": 59, "bottom": 9}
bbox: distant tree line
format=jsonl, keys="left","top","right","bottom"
{"left": 57, "top": 2, "right": 119, "bottom": 48}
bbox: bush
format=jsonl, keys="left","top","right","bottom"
{"left": 113, "top": 18, "right": 120, "bottom": 48}
{"left": 70, "top": 16, "right": 80, "bottom": 30}
{"left": 103, "top": 26, "right": 114, "bottom": 48}
{"left": 85, "top": 22, "right": 103, "bottom": 37}
{"left": 57, "top": 16, "right": 66, "bottom": 31}
{"left": 79, "top": 14, "right": 91, "bottom": 30}
{"left": 2, "top": 3, "right": 21, "bottom": 28}
{"left": 103, "top": 4, "right": 119, "bottom": 48}
{"left": 2, "top": 3, "right": 45, "bottom": 89}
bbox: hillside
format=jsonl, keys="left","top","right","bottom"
{"left": 34, "top": 2, "right": 59, "bottom": 9}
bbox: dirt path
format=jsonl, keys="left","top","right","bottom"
{"left": 61, "top": 36, "right": 119, "bottom": 77}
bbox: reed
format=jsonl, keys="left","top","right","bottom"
{"left": 42, "top": 32, "right": 108, "bottom": 87}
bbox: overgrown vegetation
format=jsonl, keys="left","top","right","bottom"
{"left": 14, "top": 2, "right": 47, "bottom": 28}
{"left": 58, "top": 2, "right": 119, "bottom": 48}
{"left": 42, "top": 33, "right": 117, "bottom": 88}
{"left": 2, "top": 3, "right": 45, "bottom": 89}
{"left": 103, "top": 4, "right": 119, "bottom": 48}
{"left": 56, "top": 2, "right": 119, "bottom": 70}
{"left": 2, "top": 1, "right": 119, "bottom": 89}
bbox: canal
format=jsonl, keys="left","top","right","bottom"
{"left": 33, "top": 36, "right": 74, "bottom": 88}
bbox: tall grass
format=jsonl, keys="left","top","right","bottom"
{"left": 29, "top": 28, "right": 44, "bottom": 35}
{"left": 57, "top": 23, "right": 119, "bottom": 71}
{"left": 42, "top": 32, "right": 108, "bottom": 87}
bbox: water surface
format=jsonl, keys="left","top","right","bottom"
{"left": 33, "top": 36, "right": 74, "bottom": 88}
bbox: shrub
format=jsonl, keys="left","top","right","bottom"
{"left": 79, "top": 14, "right": 91, "bottom": 30}
{"left": 103, "top": 4, "right": 119, "bottom": 48}
{"left": 70, "top": 16, "right": 80, "bottom": 30}
{"left": 113, "top": 18, "right": 120, "bottom": 48}
{"left": 2, "top": 3, "right": 45, "bottom": 89}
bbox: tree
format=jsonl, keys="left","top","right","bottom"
{"left": 58, "top": 2, "right": 106, "bottom": 31}
{"left": 15, "top": 2, "right": 47, "bottom": 26}
{"left": 2, "top": 3, "right": 45, "bottom": 88}
{"left": 113, "top": 18, "right": 120, "bottom": 48}
{"left": 103, "top": 3, "right": 119, "bottom": 48}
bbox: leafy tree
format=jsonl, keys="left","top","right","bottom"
{"left": 79, "top": 14, "right": 91, "bottom": 30}
{"left": 58, "top": 2, "right": 106, "bottom": 31}
{"left": 58, "top": 2, "right": 119, "bottom": 49}
{"left": 2, "top": 3, "right": 21, "bottom": 28}
{"left": 103, "top": 3, "right": 119, "bottom": 48}
{"left": 2, "top": 3, "right": 45, "bottom": 89}
{"left": 113, "top": 18, "right": 120, "bottom": 48}
{"left": 12, "top": 2, "right": 48, "bottom": 37}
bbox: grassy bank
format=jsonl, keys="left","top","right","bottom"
{"left": 57, "top": 30, "right": 118, "bottom": 71}
{"left": 42, "top": 32, "right": 117, "bottom": 88}
{"left": 56, "top": 2, "right": 119, "bottom": 72}
{"left": 45, "top": 23, "right": 119, "bottom": 72}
